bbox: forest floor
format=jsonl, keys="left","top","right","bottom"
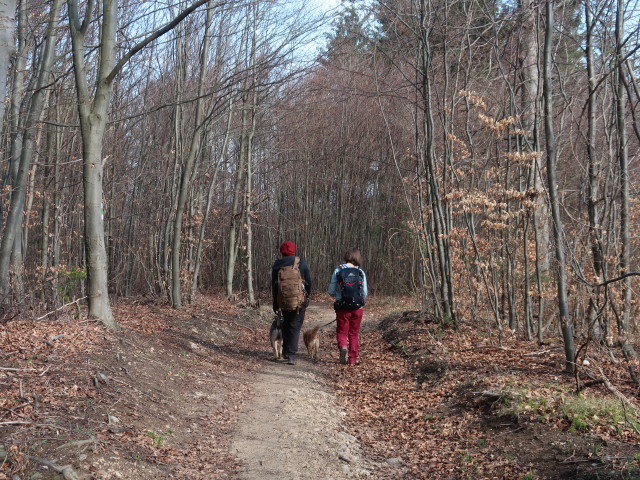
{"left": 1, "top": 293, "right": 639, "bottom": 479}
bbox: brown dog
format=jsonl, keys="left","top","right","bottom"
{"left": 303, "top": 326, "right": 320, "bottom": 361}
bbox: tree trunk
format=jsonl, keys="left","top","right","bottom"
{"left": 614, "top": 0, "right": 637, "bottom": 379}
{"left": 543, "top": 0, "right": 574, "bottom": 372}
{"left": 0, "top": 0, "right": 17, "bottom": 133}
{"left": 245, "top": 101, "right": 257, "bottom": 306}
{"left": 0, "top": 0, "right": 62, "bottom": 297}
{"left": 170, "top": 0, "right": 213, "bottom": 308}
{"left": 583, "top": 0, "right": 604, "bottom": 343}
{"left": 226, "top": 101, "right": 247, "bottom": 300}
{"left": 418, "top": 0, "right": 454, "bottom": 324}
{"left": 67, "top": 0, "right": 117, "bottom": 328}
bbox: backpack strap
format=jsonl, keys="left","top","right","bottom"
{"left": 293, "top": 256, "right": 303, "bottom": 311}
{"left": 296, "top": 257, "right": 307, "bottom": 287}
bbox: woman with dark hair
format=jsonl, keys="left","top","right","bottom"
{"left": 328, "top": 248, "right": 368, "bottom": 365}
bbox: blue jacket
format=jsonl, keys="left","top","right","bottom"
{"left": 327, "top": 264, "right": 368, "bottom": 302}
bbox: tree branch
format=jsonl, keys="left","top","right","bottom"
{"left": 592, "top": 272, "right": 640, "bottom": 288}
{"left": 106, "top": 0, "right": 222, "bottom": 84}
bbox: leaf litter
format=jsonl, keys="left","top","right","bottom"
{"left": 1, "top": 294, "right": 639, "bottom": 479}
{"left": 1, "top": 293, "right": 265, "bottom": 479}
{"left": 329, "top": 307, "right": 640, "bottom": 479}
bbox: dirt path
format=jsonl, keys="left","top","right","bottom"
{"left": 231, "top": 304, "right": 385, "bottom": 480}
{"left": 2, "top": 299, "right": 407, "bottom": 480}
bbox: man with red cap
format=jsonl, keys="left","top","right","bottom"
{"left": 271, "top": 241, "right": 312, "bottom": 365}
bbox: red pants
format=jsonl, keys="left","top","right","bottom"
{"left": 336, "top": 308, "right": 363, "bottom": 364}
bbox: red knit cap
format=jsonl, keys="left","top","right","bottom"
{"left": 279, "top": 241, "right": 296, "bottom": 256}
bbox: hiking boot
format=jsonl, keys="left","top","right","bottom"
{"left": 287, "top": 356, "right": 296, "bottom": 365}
{"left": 339, "top": 347, "right": 348, "bottom": 365}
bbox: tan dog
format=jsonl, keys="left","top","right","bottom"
{"left": 303, "top": 326, "right": 320, "bottom": 361}
{"left": 269, "top": 313, "right": 283, "bottom": 360}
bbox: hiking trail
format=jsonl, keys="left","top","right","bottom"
{"left": 231, "top": 304, "right": 386, "bottom": 479}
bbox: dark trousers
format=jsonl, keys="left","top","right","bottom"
{"left": 282, "top": 307, "right": 306, "bottom": 358}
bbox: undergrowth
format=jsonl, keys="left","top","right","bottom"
{"left": 496, "top": 384, "right": 640, "bottom": 439}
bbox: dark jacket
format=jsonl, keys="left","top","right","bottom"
{"left": 272, "top": 255, "right": 312, "bottom": 311}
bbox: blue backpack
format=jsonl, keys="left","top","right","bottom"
{"left": 335, "top": 267, "right": 365, "bottom": 310}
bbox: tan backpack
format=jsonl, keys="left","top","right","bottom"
{"left": 277, "top": 257, "right": 306, "bottom": 311}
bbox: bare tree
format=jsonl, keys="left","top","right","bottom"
{"left": 543, "top": 0, "right": 574, "bottom": 372}
{"left": 614, "top": 0, "right": 637, "bottom": 379}
{"left": 0, "top": 0, "right": 63, "bottom": 297}
{"left": 66, "top": 0, "right": 215, "bottom": 326}
{"left": 170, "top": 1, "right": 214, "bottom": 308}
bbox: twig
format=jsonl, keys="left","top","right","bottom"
{"left": 597, "top": 366, "right": 639, "bottom": 409}
{"left": 110, "top": 377, "right": 159, "bottom": 402}
{"left": 0, "top": 365, "right": 50, "bottom": 375}
{"left": 523, "top": 349, "right": 551, "bottom": 356}
{"left": 25, "top": 455, "right": 80, "bottom": 480}
{"left": 0, "top": 422, "right": 76, "bottom": 432}
{"left": 207, "top": 316, "right": 256, "bottom": 333}
{"left": 0, "top": 402, "right": 31, "bottom": 420}
{"left": 43, "top": 334, "right": 66, "bottom": 347}
{"left": 620, "top": 399, "right": 640, "bottom": 435}
{"left": 461, "top": 345, "right": 513, "bottom": 352}
{"left": 0, "top": 445, "right": 79, "bottom": 480}
{"left": 576, "top": 379, "right": 604, "bottom": 393}
{"left": 55, "top": 437, "right": 98, "bottom": 451}
{"left": 36, "top": 297, "right": 87, "bottom": 320}
{"left": 0, "top": 367, "right": 39, "bottom": 372}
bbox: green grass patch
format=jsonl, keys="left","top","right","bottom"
{"left": 145, "top": 431, "right": 166, "bottom": 447}
{"left": 495, "top": 384, "right": 640, "bottom": 437}
{"left": 563, "top": 396, "right": 638, "bottom": 435}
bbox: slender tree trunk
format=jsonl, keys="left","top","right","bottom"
{"left": 226, "top": 100, "right": 247, "bottom": 300}
{"left": 245, "top": 100, "right": 257, "bottom": 306}
{"left": 244, "top": 3, "right": 258, "bottom": 307}
{"left": 3, "top": 0, "right": 26, "bottom": 220}
{"left": 165, "top": 21, "right": 186, "bottom": 305}
{"left": 170, "top": 0, "right": 213, "bottom": 308}
{"left": 0, "top": 0, "right": 62, "bottom": 297}
{"left": 543, "top": 0, "right": 574, "bottom": 372}
{"left": 52, "top": 130, "right": 62, "bottom": 293}
{"left": 614, "top": 0, "right": 637, "bottom": 379}
{"left": 40, "top": 111, "right": 55, "bottom": 303}
{"left": 418, "top": 0, "right": 454, "bottom": 323}
{"left": 583, "top": 0, "right": 604, "bottom": 343}
{"left": 0, "top": 0, "right": 26, "bottom": 295}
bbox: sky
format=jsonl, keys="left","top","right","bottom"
{"left": 311, "top": 0, "right": 342, "bottom": 12}
{"left": 291, "top": 0, "right": 342, "bottom": 59}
